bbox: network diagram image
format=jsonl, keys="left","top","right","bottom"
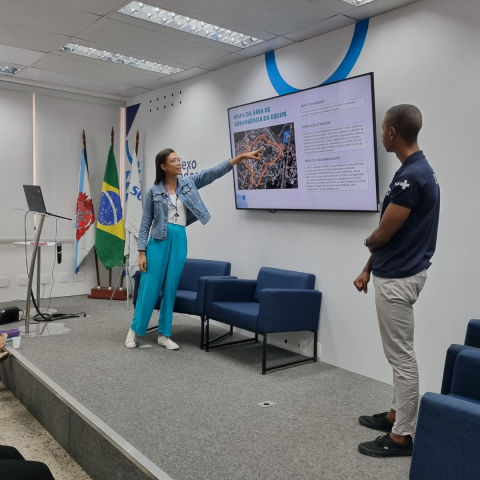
{"left": 234, "top": 123, "right": 298, "bottom": 190}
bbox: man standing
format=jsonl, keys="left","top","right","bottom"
{"left": 354, "top": 104, "right": 440, "bottom": 457}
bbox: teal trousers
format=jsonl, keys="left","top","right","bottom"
{"left": 131, "top": 224, "right": 187, "bottom": 337}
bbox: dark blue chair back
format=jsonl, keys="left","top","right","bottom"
{"left": 253, "top": 267, "right": 315, "bottom": 302}
{"left": 133, "top": 258, "right": 232, "bottom": 307}
{"left": 178, "top": 259, "right": 231, "bottom": 292}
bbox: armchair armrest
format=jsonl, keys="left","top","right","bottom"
{"left": 204, "top": 279, "right": 257, "bottom": 316}
{"left": 441, "top": 345, "right": 480, "bottom": 395}
{"left": 410, "top": 392, "right": 480, "bottom": 480}
{"left": 465, "top": 319, "right": 480, "bottom": 348}
{"left": 257, "top": 289, "right": 322, "bottom": 333}
{"left": 450, "top": 349, "right": 480, "bottom": 402}
{"left": 195, "top": 276, "right": 237, "bottom": 316}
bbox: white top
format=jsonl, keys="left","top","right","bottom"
{"left": 167, "top": 193, "right": 187, "bottom": 226}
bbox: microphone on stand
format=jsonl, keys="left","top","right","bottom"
{"left": 56, "top": 243, "right": 62, "bottom": 264}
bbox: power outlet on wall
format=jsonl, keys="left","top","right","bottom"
{"left": 59, "top": 273, "right": 70, "bottom": 283}
{"left": 0, "top": 277, "right": 10, "bottom": 288}
{"left": 17, "top": 275, "right": 28, "bottom": 286}
{"left": 76, "top": 272, "right": 86, "bottom": 282}
{"left": 40, "top": 274, "right": 50, "bottom": 285}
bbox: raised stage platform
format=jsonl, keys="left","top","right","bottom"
{"left": 0, "top": 296, "right": 411, "bottom": 480}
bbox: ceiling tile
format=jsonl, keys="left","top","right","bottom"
{"left": 0, "top": 44, "right": 46, "bottom": 66}
{"left": 143, "top": 67, "right": 208, "bottom": 89}
{"left": 199, "top": 53, "right": 246, "bottom": 71}
{"left": 0, "top": 0, "right": 100, "bottom": 36}
{"left": 284, "top": 14, "right": 356, "bottom": 41}
{"left": 78, "top": 18, "right": 230, "bottom": 66}
{"left": 0, "top": 20, "right": 70, "bottom": 52}
{"left": 43, "top": 0, "right": 129, "bottom": 16}
{"left": 108, "top": 12, "right": 241, "bottom": 53}
{"left": 304, "top": 0, "right": 356, "bottom": 14}
{"left": 157, "top": 0, "right": 335, "bottom": 35}
{"left": 32, "top": 53, "right": 160, "bottom": 86}
{"left": 15, "top": 67, "right": 137, "bottom": 94}
{"left": 345, "top": 0, "right": 420, "bottom": 21}
{"left": 139, "top": 77, "right": 174, "bottom": 90}
{"left": 236, "top": 37, "right": 296, "bottom": 58}
{"left": 121, "top": 86, "right": 152, "bottom": 97}
{"left": 123, "top": 0, "right": 277, "bottom": 41}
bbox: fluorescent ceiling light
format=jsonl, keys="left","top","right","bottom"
{"left": 0, "top": 65, "right": 21, "bottom": 75}
{"left": 59, "top": 43, "right": 183, "bottom": 75}
{"left": 118, "top": 1, "right": 263, "bottom": 48}
{"left": 341, "top": 0, "right": 377, "bottom": 6}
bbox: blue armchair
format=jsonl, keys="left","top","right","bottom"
{"left": 410, "top": 349, "right": 480, "bottom": 480}
{"left": 133, "top": 258, "right": 235, "bottom": 348}
{"left": 204, "top": 267, "right": 322, "bottom": 374}
{"left": 441, "top": 319, "right": 480, "bottom": 394}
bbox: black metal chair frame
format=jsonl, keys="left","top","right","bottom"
{"left": 146, "top": 314, "right": 234, "bottom": 350}
{"left": 205, "top": 316, "right": 318, "bottom": 375}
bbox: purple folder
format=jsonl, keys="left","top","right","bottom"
{"left": 0, "top": 328, "right": 20, "bottom": 338}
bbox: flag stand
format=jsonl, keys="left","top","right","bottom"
{"left": 87, "top": 127, "right": 129, "bottom": 301}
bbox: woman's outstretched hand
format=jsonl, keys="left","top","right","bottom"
{"left": 230, "top": 147, "right": 263, "bottom": 166}
{"left": 243, "top": 147, "right": 263, "bottom": 161}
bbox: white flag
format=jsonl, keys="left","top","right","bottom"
{"left": 75, "top": 148, "right": 96, "bottom": 273}
{"left": 124, "top": 142, "right": 143, "bottom": 275}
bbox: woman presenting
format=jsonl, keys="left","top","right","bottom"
{"left": 125, "top": 148, "right": 262, "bottom": 350}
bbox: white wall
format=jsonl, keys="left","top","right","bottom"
{"left": 0, "top": 89, "right": 34, "bottom": 302}
{"left": 126, "top": 0, "right": 480, "bottom": 394}
{"left": 0, "top": 92, "right": 121, "bottom": 302}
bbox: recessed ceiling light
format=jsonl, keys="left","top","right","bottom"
{"left": 341, "top": 0, "right": 377, "bottom": 6}
{"left": 0, "top": 65, "right": 22, "bottom": 75}
{"left": 118, "top": 1, "right": 263, "bottom": 49}
{"left": 59, "top": 43, "right": 183, "bottom": 75}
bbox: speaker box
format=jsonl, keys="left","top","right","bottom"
{"left": 0, "top": 307, "right": 20, "bottom": 325}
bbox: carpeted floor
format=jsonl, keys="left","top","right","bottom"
{"left": 0, "top": 296, "right": 410, "bottom": 480}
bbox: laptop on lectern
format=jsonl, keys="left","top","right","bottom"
{"left": 23, "top": 185, "right": 72, "bottom": 221}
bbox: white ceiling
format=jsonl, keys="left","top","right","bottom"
{"left": 0, "top": 0, "right": 421, "bottom": 99}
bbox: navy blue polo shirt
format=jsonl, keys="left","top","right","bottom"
{"left": 372, "top": 151, "right": 440, "bottom": 279}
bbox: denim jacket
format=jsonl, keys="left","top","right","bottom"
{"left": 137, "top": 159, "right": 233, "bottom": 250}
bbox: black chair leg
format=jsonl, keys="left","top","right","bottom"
{"left": 205, "top": 317, "right": 210, "bottom": 352}
{"left": 255, "top": 333, "right": 259, "bottom": 343}
{"left": 200, "top": 315, "right": 205, "bottom": 350}
{"left": 230, "top": 325, "right": 233, "bottom": 336}
{"left": 262, "top": 333, "right": 267, "bottom": 375}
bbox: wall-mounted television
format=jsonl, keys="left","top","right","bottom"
{"left": 228, "top": 73, "right": 379, "bottom": 212}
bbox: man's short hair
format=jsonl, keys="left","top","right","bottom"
{"left": 385, "top": 104, "right": 422, "bottom": 145}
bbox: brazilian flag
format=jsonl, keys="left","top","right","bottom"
{"left": 95, "top": 146, "right": 125, "bottom": 270}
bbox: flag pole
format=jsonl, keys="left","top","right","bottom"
{"left": 109, "top": 127, "right": 114, "bottom": 288}
{"left": 83, "top": 130, "right": 101, "bottom": 288}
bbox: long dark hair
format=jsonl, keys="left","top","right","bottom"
{"left": 154, "top": 148, "right": 175, "bottom": 185}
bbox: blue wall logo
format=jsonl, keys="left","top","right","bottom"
{"left": 265, "top": 19, "right": 369, "bottom": 96}
{"left": 180, "top": 159, "right": 199, "bottom": 177}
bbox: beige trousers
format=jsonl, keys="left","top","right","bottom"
{"left": 373, "top": 270, "right": 427, "bottom": 436}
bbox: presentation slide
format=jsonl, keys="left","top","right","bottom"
{"left": 228, "top": 73, "right": 379, "bottom": 211}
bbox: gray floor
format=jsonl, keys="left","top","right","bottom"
{"left": 0, "top": 296, "right": 410, "bottom": 480}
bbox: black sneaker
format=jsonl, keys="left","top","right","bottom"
{"left": 358, "top": 434, "right": 413, "bottom": 457}
{"left": 358, "top": 412, "right": 393, "bottom": 432}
